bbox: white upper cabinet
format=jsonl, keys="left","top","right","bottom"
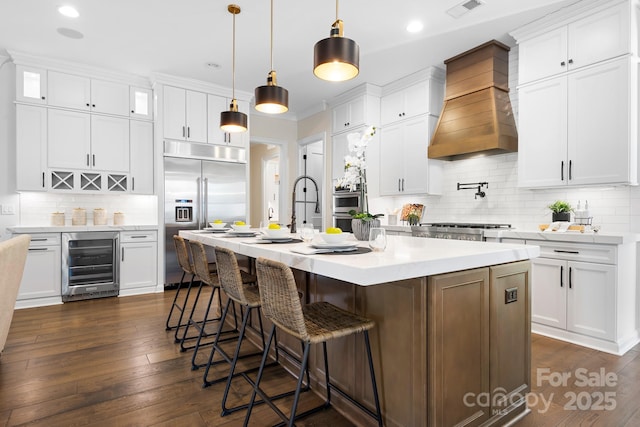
{"left": 517, "top": 1, "right": 631, "bottom": 84}
{"left": 16, "top": 104, "right": 47, "bottom": 191}
{"left": 47, "top": 71, "right": 130, "bottom": 116}
{"left": 518, "top": 57, "right": 633, "bottom": 187}
{"left": 207, "top": 94, "right": 249, "bottom": 148}
{"left": 48, "top": 71, "right": 91, "bottom": 111}
{"left": 48, "top": 109, "right": 91, "bottom": 170}
{"left": 163, "top": 86, "right": 207, "bottom": 143}
{"left": 332, "top": 97, "right": 366, "bottom": 133}
{"left": 47, "top": 109, "right": 129, "bottom": 173}
{"left": 16, "top": 65, "right": 47, "bottom": 104}
{"left": 380, "top": 80, "right": 442, "bottom": 125}
{"left": 380, "top": 115, "right": 441, "bottom": 196}
{"left": 130, "top": 87, "right": 153, "bottom": 119}
{"left": 91, "top": 79, "right": 130, "bottom": 116}
{"left": 91, "top": 115, "right": 130, "bottom": 172}
{"left": 129, "top": 120, "right": 154, "bottom": 194}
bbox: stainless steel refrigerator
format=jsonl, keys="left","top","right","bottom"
{"left": 164, "top": 140, "right": 247, "bottom": 285}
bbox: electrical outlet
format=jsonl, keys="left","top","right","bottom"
{"left": 505, "top": 287, "right": 518, "bottom": 304}
{"left": 1, "top": 204, "right": 16, "bottom": 215}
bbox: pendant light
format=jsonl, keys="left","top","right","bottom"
{"left": 220, "top": 4, "right": 248, "bottom": 133}
{"left": 254, "top": 0, "right": 289, "bottom": 114}
{"left": 313, "top": 0, "right": 359, "bottom": 82}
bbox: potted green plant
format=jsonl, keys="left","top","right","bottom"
{"left": 548, "top": 200, "right": 572, "bottom": 222}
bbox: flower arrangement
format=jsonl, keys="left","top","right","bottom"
{"left": 335, "top": 125, "right": 383, "bottom": 222}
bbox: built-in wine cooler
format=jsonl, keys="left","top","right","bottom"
{"left": 62, "top": 232, "right": 119, "bottom": 302}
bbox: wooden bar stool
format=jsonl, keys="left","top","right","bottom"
{"left": 245, "top": 257, "right": 384, "bottom": 427}
{"left": 167, "top": 236, "right": 223, "bottom": 345}
{"left": 185, "top": 240, "right": 252, "bottom": 359}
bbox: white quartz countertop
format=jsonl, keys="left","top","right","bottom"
{"left": 181, "top": 230, "right": 539, "bottom": 286}
{"left": 484, "top": 229, "right": 640, "bottom": 245}
{"left": 9, "top": 225, "right": 159, "bottom": 233}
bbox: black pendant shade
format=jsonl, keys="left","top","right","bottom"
{"left": 220, "top": 99, "right": 248, "bottom": 132}
{"left": 313, "top": 34, "right": 359, "bottom": 81}
{"left": 255, "top": 71, "right": 289, "bottom": 114}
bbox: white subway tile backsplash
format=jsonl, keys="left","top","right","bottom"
{"left": 370, "top": 152, "right": 640, "bottom": 233}
{"left": 18, "top": 193, "right": 158, "bottom": 226}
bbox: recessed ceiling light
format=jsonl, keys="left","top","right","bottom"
{"left": 206, "top": 62, "right": 221, "bottom": 69}
{"left": 57, "top": 27, "right": 84, "bottom": 39}
{"left": 406, "top": 21, "right": 424, "bottom": 33}
{"left": 58, "top": 5, "right": 79, "bottom": 18}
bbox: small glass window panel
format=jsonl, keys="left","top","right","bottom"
{"left": 134, "top": 91, "right": 148, "bottom": 115}
{"left": 23, "top": 71, "right": 41, "bottom": 99}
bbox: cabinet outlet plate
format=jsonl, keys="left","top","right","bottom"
{"left": 505, "top": 287, "right": 518, "bottom": 304}
{"left": 1, "top": 204, "right": 16, "bottom": 215}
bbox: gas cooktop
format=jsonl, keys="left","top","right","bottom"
{"left": 418, "top": 223, "right": 512, "bottom": 229}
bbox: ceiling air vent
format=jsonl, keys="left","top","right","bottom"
{"left": 447, "top": 0, "right": 484, "bottom": 19}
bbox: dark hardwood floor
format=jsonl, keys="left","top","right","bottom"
{"left": 1, "top": 289, "right": 639, "bottom": 426}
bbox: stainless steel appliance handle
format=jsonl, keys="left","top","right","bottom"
{"left": 196, "top": 177, "right": 201, "bottom": 227}
{"left": 204, "top": 177, "right": 209, "bottom": 228}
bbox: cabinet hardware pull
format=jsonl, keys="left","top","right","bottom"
{"left": 568, "top": 59, "right": 574, "bottom": 64}
{"left": 31, "top": 238, "right": 48, "bottom": 242}
{"left": 92, "top": 154, "right": 95, "bottom": 167}
{"left": 92, "top": 104, "right": 95, "bottom": 108}
{"left": 182, "top": 126, "right": 185, "bottom": 137}
{"left": 402, "top": 178, "right": 405, "bottom": 192}
{"left": 122, "top": 248, "right": 125, "bottom": 262}
{"left": 29, "top": 247, "right": 48, "bottom": 251}
{"left": 131, "top": 110, "right": 135, "bottom": 113}
{"left": 86, "top": 103, "right": 90, "bottom": 107}
{"left": 132, "top": 177, "right": 135, "bottom": 191}
{"left": 569, "top": 266, "right": 573, "bottom": 289}
{"left": 130, "top": 235, "right": 146, "bottom": 239}
{"left": 187, "top": 127, "right": 190, "bottom": 138}
{"left": 569, "top": 160, "right": 572, "bottom": 180}
{"left": 398, "top": 179, "right": 401, "bottom": 192}
{"left": 561, "top": 61, "right": 566, "bottom": 66}
{"left": 561, "top": 161, "right": 564, "bottom": 181}
{"left": 86, "top": 154, "right": 90, "bottom": 166}
{"left": 554, "top": 249, "right": 579, "bottom": 254}
{"left": 41, "top": 96, "right": 46, "bottom": 100}
{"left": 560, "top": 265, "right": 564, "bottom": 287}
{"left": 42, "top": 172, "right": 45, "bottom": 188}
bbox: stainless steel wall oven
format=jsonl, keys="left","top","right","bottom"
{"left": 332, "top": 188, "right": 363, "bottom": 233}
{"left": 62, "top": 232, "right": 119, "bottom": 302}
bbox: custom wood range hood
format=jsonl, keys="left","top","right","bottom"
{"left": 428, "top": 40, "right": 518, "bottom": 160}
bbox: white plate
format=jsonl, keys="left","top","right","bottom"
{"left": 311, "top": 242, "right": 358, "bottom": 249}
{"left": 203, "top": 227, "right": 230, "bottom": 232}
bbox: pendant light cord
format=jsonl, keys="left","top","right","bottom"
{"left": 270, "top": 0, "right": 274, "bottom": 71}
{"left": 335, "top": 0, "right": 339, "bottom": 21}
{"left": 232, "top": 9, "right": 237, "bottom": 99}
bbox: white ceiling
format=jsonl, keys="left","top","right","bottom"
{"left": 0, "top": 0, "right": 578, "bottom": 117}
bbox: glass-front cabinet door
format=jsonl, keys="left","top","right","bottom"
{"left": 16, "top": 65, "right": 47, "bottom": 104}
{"left": 130, "top": 87, "right": 153, "bottom": 120}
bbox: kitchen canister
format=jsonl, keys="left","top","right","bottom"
{"left": 113, "top": 212, "right": 125, "bottom": 225}
{"left": 93, "top": 208, "right": 107, "bottom": 225}
{"left": 72, "top": 208, "right": 87, "bottom": 226}
{"left": 51, "top": 212, "right": 65, "bottom": 226}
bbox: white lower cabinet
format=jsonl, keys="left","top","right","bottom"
{"left": 119, "top": 231, "right": 157, "bottom": 296}
{"left": 532, "top": 258, "right": 615, "bottom": 340}
{"left": 526, "top": 239, "right": 636, "bottom": 355}
{"left": 16, "top": 234, "right": 62, "bottom": 308}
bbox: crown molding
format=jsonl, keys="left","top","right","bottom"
{"left": 7, "top": 50, "right": 151, "bottom": 87}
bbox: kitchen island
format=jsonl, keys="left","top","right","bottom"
{"left": 181, "top": 230, "right": 539, "bottom": 427}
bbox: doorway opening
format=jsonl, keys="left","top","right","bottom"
{"left": 295, "top": 134, "right": 326, "bottom": 231}
{"left": 250, "top": 138, "right": 286, "bottom": 229}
